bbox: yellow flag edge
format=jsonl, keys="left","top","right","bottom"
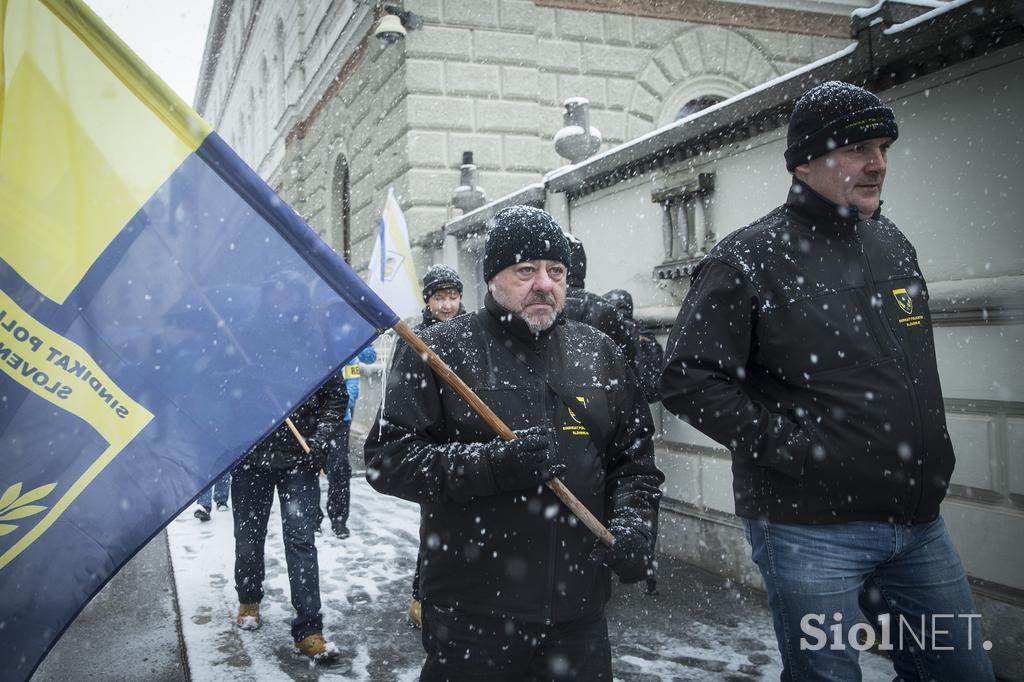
{"left": 38, "top": 0, "right": 212, "bottom": 149}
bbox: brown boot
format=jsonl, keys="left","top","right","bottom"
{"left": 295, "top": 632, "right": 339, "bottom": 661}
{"left": 408, "top": 598, "right": 422, "bottom": 628}
{"left": 236, "top": 603, "right": 260, "bottom": 630}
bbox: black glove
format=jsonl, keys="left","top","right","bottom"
{"left": 486, "top": 427, "right": 564, "bottom": 493}
{"left": 305, "top": 435, "right": 330, "bottom": 469}
{"left": 589, "top": 523, "right": 653, "bottom": 584}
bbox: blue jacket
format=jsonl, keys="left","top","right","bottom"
{"left": 342, "top": 344, "right": 377, "bottom": 421}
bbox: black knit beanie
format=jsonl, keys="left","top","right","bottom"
{"left": 565, "top": 233, "right": 587, "bottom": 289}
{"left": 603, "top": 289, "right": 633, "bottom": 318}
{"left": 421, "top": 264, "right": 463, "bottom": 302}
{"left": 785, "top": 81, "right": 899, "bottom": 172}
{"left": 483, "top": 206, "right": 571, "bottom": 282}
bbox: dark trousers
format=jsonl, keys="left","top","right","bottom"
{"left": 232, "top": 463, "right": 323, "bottom": 642}
{"left": 197, "top": 470, "right": 230, "bottom": 509}
{"left": 420, "top": 605, "right": 612, "bottom": 682}
{"left": 319, "top": 421, "right": 352, "bottom": 526}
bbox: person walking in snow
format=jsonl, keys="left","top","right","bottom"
{"left": 318, "top": 342, "right": 377, "bottom": 539}
{"left": 659, "top": 81, "right": 994, "bottom": 681}
{"left": 231, "top": 275, "right": 347, "bottom": 662}
{"left": 192, "top": 470, "right": 230, "bottom": 522}
{"left": 365, "top": 206, "right": 664, "bottom": 681}
{"left": 418, "top": 263, "right": 467, "bottom": 328}
{"left": 407, "top": 263, "right": 467, "bottom": 629}
{"left": 603, "top": 288, "right": 664, "bottom": 404}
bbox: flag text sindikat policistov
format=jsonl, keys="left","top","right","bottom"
{"left": 0, "top": 304, "right": 134, "bottom": 419}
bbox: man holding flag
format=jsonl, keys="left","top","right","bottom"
{"left": 365, "top": 206, "right": 664, "bottom": 681}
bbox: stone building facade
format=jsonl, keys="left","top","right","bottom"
{"left": 194, "top": 0, "right": 861, "bottom": 274}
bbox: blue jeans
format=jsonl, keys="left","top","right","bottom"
{"left": 744, "top": 517, "right": 994, "bottom": 681}
{"left": 232, "top": 463, "right": 322, "bottom": 642}
{"left": 197, "top": 470, "right": 230, "bottom": 509}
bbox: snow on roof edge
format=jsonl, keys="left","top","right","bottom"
{"left": 851, "top": 0, "right": 945, "bottom": 19}
{"left": 883, "top": 0, "right": 971, "bottom": 34}
{"left": 444, "top": 183, "right": 546, "bottom": 235}
{"left": 545, "top": 0, "right": 997, "bottom": 194}
{"left": 545, "top": 42, "right": 859, "bottom": 187}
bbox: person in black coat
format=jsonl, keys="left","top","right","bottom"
{"left": 365, "top": 206, "right": 663, "bottom": 681}
{"left": 660, "top": 81, "right": 993, "bottom": 681}
{"left": 417, "top": 263, "right": 466, "bottom": 329}
{"left": 408, "top": 263, "right": 467, "bottom": 628}
{"left": 231, "top": 275, "right": 347, "bottom": 661}
{"left": 604, "top": 288, "right": 664, "bottom": 404}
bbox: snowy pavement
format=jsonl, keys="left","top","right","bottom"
{"left": 166, "top": 475, "right": 896, "bottom": 681}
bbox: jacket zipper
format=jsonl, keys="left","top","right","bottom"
{"left": 540, "top": 374, "right": 557, "bottom": 625}
{"left": 855, "top": 220, "right": 927, "bottom": 522}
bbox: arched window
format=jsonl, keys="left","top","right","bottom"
{"left": 675, "top": 95, "right": 726, "bottom": 121}
{"left": 657, "top": 75, "right": 742, "bottom": 129}
{"left": 331, "top": 153, "right": 352, "bottom": 262}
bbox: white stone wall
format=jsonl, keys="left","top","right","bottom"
{"left": 197, "top": 0, "right": 851, "bottom": 277}
{"left": 393, "top": 0, "right": 850, "bottom": 262}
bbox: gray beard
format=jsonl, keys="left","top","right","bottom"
{"left": 521, "top": 310, "right": 556, "bottom": 335}
{"left": 490, "top": 284, "right": 561, "bottom": 334}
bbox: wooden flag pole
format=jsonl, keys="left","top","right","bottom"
{"left": 392, "top": 321, "right": 615, "bottom": 546}
{"left": 285, "top": 417, "right": 311, "bottom": 453}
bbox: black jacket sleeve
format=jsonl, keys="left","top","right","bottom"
{"left": 601, "top": 304, "right": 639, "bottom": 372}
{"left": 659, "top": 258, "right": 810, "bottom": 479}
{"left": 603, "top": 357, "right": 664, "bottom": 542}
{"left": 247, "top": 373, "right": 346, "bottom": 470}
{"left": 310, "top": 375, "right": 346, "bottom": 446}
{"left": 363, "top": 341, "right": 503, "bottom": 505}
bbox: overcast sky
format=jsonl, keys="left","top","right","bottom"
{"left": 86, "top": 0, "right": 215, "bottom": 105}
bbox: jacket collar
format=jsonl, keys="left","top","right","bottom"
{"left": 420, "top": 303, "right": 467, "bottom": 327}
{"left": 785, "top": 178, "right": 882, "bottom": 235}
{"left": 482, "top": 292, "right": 562, "bottom": 348}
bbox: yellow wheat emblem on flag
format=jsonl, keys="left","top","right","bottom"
{"left": 0, "top": 483, "right": 57, "bottom": 537}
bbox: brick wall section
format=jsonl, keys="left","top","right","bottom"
{"left": 231, "top": 0, "right": 851, "bottom": 276}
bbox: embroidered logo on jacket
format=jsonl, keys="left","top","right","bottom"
{"left": 892, "top": 287, "right": 925, "bottom": 328}
{"left": 562, "top": 396, "right": 590, "bottom": 436}
{"left": 892, "top": 288, "right": 913, "bottom": 315}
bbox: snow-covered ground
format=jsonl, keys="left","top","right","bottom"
{"left": 167, "top": 476, "right": 894, "bottom": 680}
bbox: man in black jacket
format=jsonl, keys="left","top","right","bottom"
{"left": 660, "top": 82, "right": 993, "bottom": 680}
{"left": 366, "top": 206, "right": 663, "bottom": 681}
{"left": 231, "top": 276, "right": 346, "bottom": 661}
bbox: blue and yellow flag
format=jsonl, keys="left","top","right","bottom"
{"left": 0, "top": 1, "right": 397, "bottom": 678}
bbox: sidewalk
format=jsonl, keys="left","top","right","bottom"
{"left": 33, "top": 477, "right": 895, "bottom": 680}
{"left": 32, "top": 529, "right": 187, "bottom": 682}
